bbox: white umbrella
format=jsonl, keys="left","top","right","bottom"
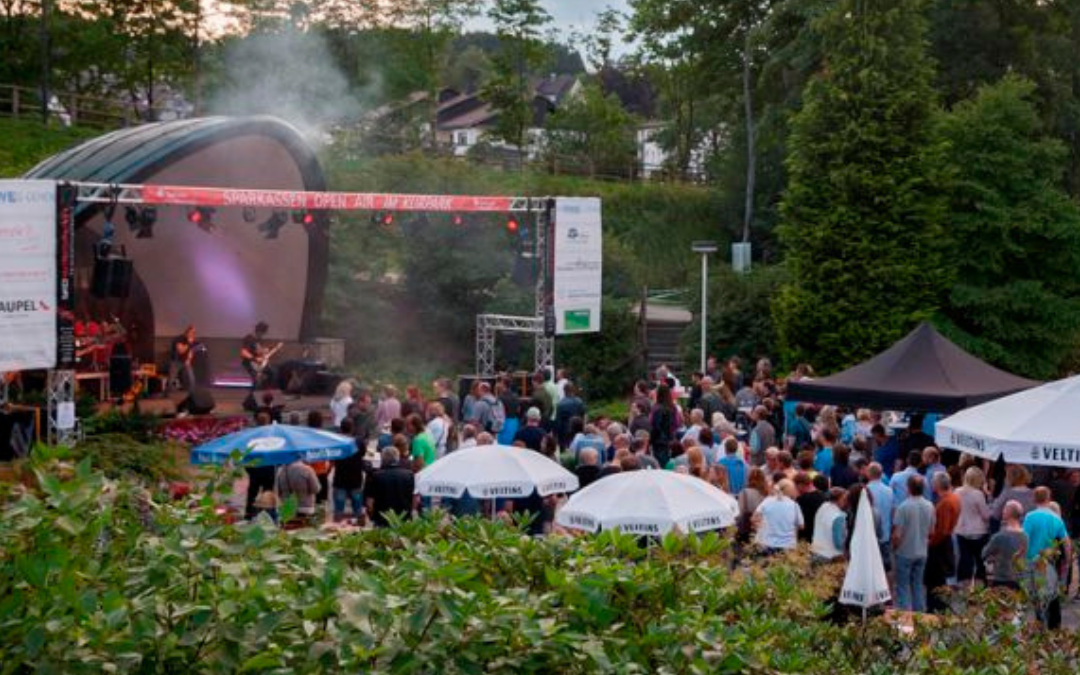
{"left": 935, "top": 374, "right": 1080, "bottom": 468}
{"left": 555, "top": 470, "right": 739, "bottom": 536}
{"left": 415, "top": 444, "right": 578, "bottom": 499}
{"left": 840, "top": 490, "right": 891, "bottom": 615}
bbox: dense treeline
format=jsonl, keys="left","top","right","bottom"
{"left": 6, "top": 0, "right": 1080, "bottom": 379}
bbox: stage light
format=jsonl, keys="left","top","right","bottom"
{"left": 506, "top": 216, "right": 519, "bottom": 233}
{"left": 452, "top": 214, "right": 464, "bottom": 226}
{"left": 258, "top": 211, "right": 289, "bottom": 240}
{"left": 124, "top": 206, "right": 138, "bottom": 228}
{"left": 242, "top": 207, "right": 257, "bottom": 223}
{"left": 301, "top": 211, "right": 315, "bottom": 226}
{"left": 188, "top": 206, "right": 216, "bottom": 233}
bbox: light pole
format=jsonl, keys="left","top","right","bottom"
{"left": 692, "top": 241, "right": 718, "bottom": 373}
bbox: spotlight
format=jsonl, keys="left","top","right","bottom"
{"left": 372, "top": 211, "right": 393, "bottom": 227}
{"left": 135, "top": 207, "right": 156, "bottom": 239}
{"left": 124, "top": 206, "right": 139, "bottom": 229}
{"left": 258, "top": 210, "right": 289, "bottom": 240}
{"left": 187, "top": 206, "right": 215, "bottom": 233}
{"left": 242, "top": 207, "right": 257, "bottom": 223}
{"left": 506, "top": 216, "right": 519, "bottom": 233}
{"left": 292, "top": 210, "right": 315, "bottom": 226}
{"left": 452, "top": 214, "right": 464, "bottom": 226}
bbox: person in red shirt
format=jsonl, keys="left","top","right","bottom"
{"left": 926, "top": 472, "right": 961, "bottom": 613}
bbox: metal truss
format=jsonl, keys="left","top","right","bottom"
{"left": 476, "top": 314, "right": 553, "bottom": 376}
{"left": 47, "top": 369, "right": 78, "bottom": 446}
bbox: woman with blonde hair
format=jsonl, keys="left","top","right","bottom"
{"left": 707, "top": 464, "right": 731, "bottom": 493}
{"left": 736, "top": 467, "right": 769, "bottom": 545}
{"left": 329, "top": 380, "right": 354, "bottom": 428}
{"left": 955, "top": 466, "right": 991, "bottom": 583}
{"left": 686, "top": 445, "right": 708, "bottom": 479}
{"left": 752, "top": 478, "right": 804, "bottom": 554}
{"left": 991, "top": 464, "right": 1035, "bottom": 521}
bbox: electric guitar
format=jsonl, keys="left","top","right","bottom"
{"left": 251, "top": 342, "right": 283, "bottom": 373}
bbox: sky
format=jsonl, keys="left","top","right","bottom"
{"left": 469, "top": 0, "right": 633, "bottom": 54}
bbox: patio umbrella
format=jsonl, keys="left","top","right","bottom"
{"left": 840, "top": 490, "right": 891, "bottom": 617}
{"left": 415, "top": 444, "right": 578, "bottom": 499}
{"left": 555, "top": 470, "right": 739, "bottom": 536}
{"left": 190, "top": 423, "right": 357, "bottom": 466}
{"left": 935, "top": 374, "right": 1080, "bottom": 468}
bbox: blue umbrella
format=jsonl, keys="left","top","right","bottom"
{"left": 190, "top": 423, "right": 357, "bottom": 466}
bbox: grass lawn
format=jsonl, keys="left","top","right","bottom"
{"left": 0, "top": 118, "right": 100, "bottom": 177}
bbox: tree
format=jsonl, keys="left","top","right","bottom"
{"left": 482, "top": 0, "right": 551, "bottom": 158}
{"left": 544, "top": 83, "right": 637, "bottom": 178}
{"left": 936, "top": 75, "right": 1080, "bottom": 378}
{"left": 773, "top": 0, "right": 947, "bottom": 371}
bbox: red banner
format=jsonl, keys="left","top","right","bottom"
{"left": 142, "top": 185, "right": 517, "bottom": 213}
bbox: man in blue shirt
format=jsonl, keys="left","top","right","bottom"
{"left": 718, "top": 437, "right": 748, "bottom": 494}
{"left": 891, "top": 451, "right": 924, "bottom": 506}
{"left": 1023, "top": 487, "right": 1072, "bottom": 629}
{"left": 813, "top": 428, "right": 836, "bottom": 476}
{"left": 871, "top": 424, "right": 899, "bottom": 478}
{"left": 866, "top": 462, "right": 894, "bottom": 570}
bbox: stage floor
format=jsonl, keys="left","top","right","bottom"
{"left": 98, "top": 387, "right": 333, "bottom": 421}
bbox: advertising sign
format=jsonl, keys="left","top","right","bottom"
{"left": 553, "top": 198, "right": 602, "bottom": 334}
{"left": 0, "top": 180, "right": 58, "bottom": 371}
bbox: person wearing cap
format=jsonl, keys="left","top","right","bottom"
{"left": 513, "top": 406, "right": 547, "bottom": 452}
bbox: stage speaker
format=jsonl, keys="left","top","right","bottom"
{"left": 180, "top": 387, "right": 216, "bottom": 415}
{"left": 91, "top": 257, "right": 133, "bottom": 299}
{"left": 191, "top": 346, "right": 212, "bottom": 387}
{"left": 109, "top": 354, "right": 132, "bottom": 398}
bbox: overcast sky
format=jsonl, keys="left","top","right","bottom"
{"left": 469, "top": 0, "right": 634, "bottom": 56}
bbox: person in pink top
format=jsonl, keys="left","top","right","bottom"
{"left": 955, "top": 466, "right": 992, "bottom": 583}
{"left": 375, "top": 384, "right": 402, "bottom": 432}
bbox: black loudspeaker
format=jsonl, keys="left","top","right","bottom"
{"left": 191, "top": 345, "right": 212, "bottom": 387}
{"left": 91, "top": 257, "right": 133, "bottom": 299}
{"left": 109, "top": 354, "right": 132, "bottom": 397}
{"left": 180, "top": 387, "right": 216, "bottom": 415}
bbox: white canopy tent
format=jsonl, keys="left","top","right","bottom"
{"left": 555, "top": 470, "right": 739, "bottom": 536}
{"left": 935, "top": 374, "right": 1080, "bottom": 468}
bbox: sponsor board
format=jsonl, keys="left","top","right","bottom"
{"left": 0, "top": 180, "right": 57, "bottom": 371}
{"left": 553, "top": 198, "right": 602, "bottom": 335}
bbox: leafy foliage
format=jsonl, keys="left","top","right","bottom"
{"left": 543, "top": 83, "right": 638, "bottom": 179}
{"left": 773, "top": 0, "right": 948, "bottom": 372}
{"left": 3, "top": 459, "right": 1080, "bottom": 674}
{"left": 685, "top": 264, "right": 788, "bottom": 366}
{"left": 935, "top": 75, "right": 1080, "bottom": 379}
{"left": 557, "top": 296, "right": 641, "bottom": 400}
{"left": 0, "top": 119, "right": 100, "bottom": 177}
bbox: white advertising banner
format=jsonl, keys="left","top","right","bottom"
{"left": 0, "top": 180, "right": 57, "bottom": 371}
{"left": 553, "top": 197, "right": 602, "bottom": 335}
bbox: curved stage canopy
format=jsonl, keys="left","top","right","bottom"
{"left": 24, "top": 116, "right": 329, "bottom": 365}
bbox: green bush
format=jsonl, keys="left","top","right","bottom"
{"left": 2, "top": 461, "right": 1077, "bottom": 674}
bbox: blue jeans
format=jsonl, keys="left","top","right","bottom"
{"left": 333, "top": 487, "right": 363, "bottom": 520}
{"left": 895, "top": 554, "right": 927, "bottom": 612}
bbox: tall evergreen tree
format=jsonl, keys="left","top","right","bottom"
{"left": 936, "top": 75, "right": 1080, "bottom": 378}
{"left": 773, "top": 0, "right": 947, "bottom": 371}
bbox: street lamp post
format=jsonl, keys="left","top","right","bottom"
{"left": 692, "top": 241, "right": 718, "bottom": 373}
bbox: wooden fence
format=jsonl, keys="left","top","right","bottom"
{"left": 0, "top": 83, "right": 133, "bottom": 129}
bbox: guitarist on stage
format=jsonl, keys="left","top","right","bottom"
{"left": 240, "top": 322, "right": 281, "bottom": 393}
{"left": 169, "top": 325, "right": 197, "bottom": 391}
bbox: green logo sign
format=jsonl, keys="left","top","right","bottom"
{"left": 564, "top": 309, "right": 591, "bottom": 331}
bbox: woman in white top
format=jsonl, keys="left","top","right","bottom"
{"left": 753, "top": 478, "right": 804, "bottom": 553}
{"left": 955, "top": 466, "right": 992, "bottom": 583}
{"left": 425, "top": 401, "right": 451, "bottom": 459}
{"left": 811, "top": 488, "right": 849, "bottom": 561}
{"left": 329, "top": 380, "right": 354, "bottom": 428}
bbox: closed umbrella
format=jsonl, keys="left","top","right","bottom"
{"left": 190, "top": 423, "right": 357, "bottom": 466}
{"left": 840, "top": 490, "right": 891, "bottom": 617}
{"left": 555, "top": 470, "right": 738, "bottom": 536}
{"left": 415, "top": 444, "right": 578, "bottom": 499}
{"left": 935, "top": 374, "right": 1080, "bottom": 468}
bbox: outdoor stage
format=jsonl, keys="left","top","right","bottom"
{"left": 96, "top": 386, "right": 333, "bottom": 421}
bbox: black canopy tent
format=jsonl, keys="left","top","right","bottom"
{"left": 785, "top": 323, "right": 1039, "bottom": 413}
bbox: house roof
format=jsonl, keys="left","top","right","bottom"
{"left": 437, "top": 76, "right": 578, "bottom": 131}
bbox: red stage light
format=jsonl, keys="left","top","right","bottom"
{"left": 302, "top": 212, "right": 315, "bottom": 225}
{"left": 453, "top": 214, "right": 464, "bottom": 226}
{"left": 187, "top": 208, "right": 203, "bottom": 223}
{"left": 382, "top": 213, "right": 394, "bottom": 226}
{"left": 507, "top": 217, "right": 519, "bottom": 233}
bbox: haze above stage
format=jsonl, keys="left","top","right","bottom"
{"left": 24, "top": 116, "right": 330, "bottom": 373}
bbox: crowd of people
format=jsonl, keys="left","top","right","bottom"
{"left": 238, "top": 356, "right": 1079, "bottom": 627}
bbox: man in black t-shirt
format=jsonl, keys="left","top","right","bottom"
{"left": 240, "top": 322, "right": 272, "bottom": 391}
{"left": 168, "top": 325, "right": 196, "bottom": 391}
{"left": 366, "top": 447, "right": 416, "bottom": 527}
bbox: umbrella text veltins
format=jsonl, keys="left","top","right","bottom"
{"left": 190, "top": 424, "right": 357, "bottom": 466}
{"left": 840, "top": 490, "right": 891, "bottom": 610}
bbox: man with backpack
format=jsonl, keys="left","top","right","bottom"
{"left": 470, "top": 381, "right": 505, "bottom": 437}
